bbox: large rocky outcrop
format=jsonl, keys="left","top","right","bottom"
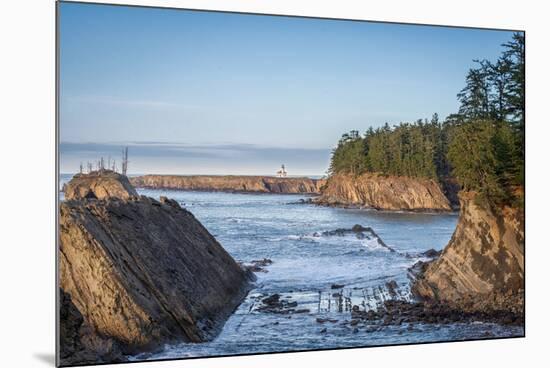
{"left": 316, "top": 173, "right": 452, "bottom": 211}
{"left": 130, "top": 175, "right": 325, "bottom": 194}
{"left": 64, "top": 170, "right": 138, "bottom": 200}
{"left": 413, "top": 192, "right": 524, "bottom": 314}
{"left": 59, "top": 289, "right": 124, "bottom": 366}
{"left": 59, "top": 172, "right": 253, "bottom": 365}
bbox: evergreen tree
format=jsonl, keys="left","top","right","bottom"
{"left": 457, "top": 62, "right": 491, "bottom": 119}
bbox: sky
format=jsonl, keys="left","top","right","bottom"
{"left": 59, "top": 2, "right": 515, "bottom": 175}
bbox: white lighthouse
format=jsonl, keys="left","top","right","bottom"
{"left": 276, "top": 164, "right": 287, "bottom": 177}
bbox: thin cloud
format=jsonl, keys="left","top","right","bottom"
{"left": 60, "top": 141, "right": 331, "bottom": 161}
{"left": 64, "top": 95, "right": 204, "bottom": 110}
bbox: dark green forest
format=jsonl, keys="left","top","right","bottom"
{"left": 329, "top": 32, "right": 524, "bottom": 207}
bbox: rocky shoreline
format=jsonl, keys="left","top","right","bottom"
{"left": 130, "top": 175, "right": 326, "bottom": 194}
{"left": 412, "top": 192, "right": 524, "bottom": 315}
{"left": 58, "top": 172, "right": 523, "bottom": 364}
{"left": 245, "top": 223, "right": 523, "bottom": 334}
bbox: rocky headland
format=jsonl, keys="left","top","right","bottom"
{"left": 315, "top": 173, "right": 452, "bottom": 211}
{"left": 64, "top": 170, "right": 138, "bottom": 200}
{"left": 412, "top": 191, "right": 524, "bottom": 319}
{"left": 59, "top": 171, "right": 254, "bottom": 365}
{"left": 130, "top": 175, "right": 326, "bottom": 194}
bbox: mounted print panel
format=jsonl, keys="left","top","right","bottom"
{"left": 57, "top": 1, "right": 525, "bottom": 366}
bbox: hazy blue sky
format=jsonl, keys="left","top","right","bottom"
{"left": 59, "top": 2, "right": 515, "bottom": 175}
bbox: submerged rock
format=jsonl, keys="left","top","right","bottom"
{"left": 257, "top": 293, "right": 303, "bottom": 314}
{"left": 59, "top": 173, "right": 253, "bottom": 365}
{"left": 319, "top": 225, "right": 396, "bottom": 252}
{"left": 241, "top": 258, "right": 274, "bottom": 273}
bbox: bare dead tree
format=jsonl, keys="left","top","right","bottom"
{"left": 79, "top": 162, "right": 83, "bottom": 174}
{"left": 122, "top": 147, "right": 129, "bottom": 176}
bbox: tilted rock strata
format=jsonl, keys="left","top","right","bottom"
{"left": 413, "top": 191, "right": 524, "bottom": 314}
{"left": 316, "top": 173, "right": 452, "bottom": 211}
{"left": 59, "top": 173, "right": 254, "bottom": 364}
{"left": 59, "top": 289, "right": 124, "bottom": 365}
{"left": 130, "top": 175, "right": 326, "bottom": 194}
{"left": 60, "top": 196, "right": 253, "bottom": 351}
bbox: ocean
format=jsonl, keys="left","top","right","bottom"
{"left": 59, "top": 175, "right": 524, "bottom": 359}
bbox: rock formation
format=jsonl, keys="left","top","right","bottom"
{"left": 315, "top": 173, "right": 452, "bottom": 211}
{"left": 59, "top": 172, "right": 253, "bottom": 365}
{"left": 130, "top": 175, "right": 325, "bottom": 194}
{"left": 413, "top": 191, "right": 524, "bottom": 314}
{"left": 64, "top": 170, "right": 138, "bottom": 200}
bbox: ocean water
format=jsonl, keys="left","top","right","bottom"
{"left": 58, "top": 175, "right": 524, "bottom": 359}
{"left": 132, "top": 188, "right": 523, "bottom": 360}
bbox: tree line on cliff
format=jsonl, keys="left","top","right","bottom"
{"left": 329, "top": 32, "right": 524, "bottom": 207}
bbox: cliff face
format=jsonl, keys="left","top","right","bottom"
{"left": 59, "top": 173, "right": 253, "bottom": 364}
{"left": 316, "top": 173, "right": 451, "bottom": 211}
{"left": 413, "top": 192, "right": 524, "bottom": 313}
{"left": 130, "top": 175, "right": 325, "bottom": 194}
{"left": 65, "top": 171, "right": 138, "bottom": 200}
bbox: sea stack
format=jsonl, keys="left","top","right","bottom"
{"left": 59, "top": 171, "right": 254, "bottom": 365}
{"left": 413, "top": 191, "right": 524, "bottom": 316}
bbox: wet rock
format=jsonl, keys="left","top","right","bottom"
{"left": 320, "top": 328, "right": 327, "bottom": 333}
{"left": 351, "top": 299, "right": 525, "bottom": 327}
{"left": 316, "top": 225, "right": 397, "bottom": 252}
{"left": 316, "top": 318, "right": 338, "bottom": 324}
{"left": 352, "top": 224, "right": 369, "bottom": 232}
{"left": 408, "top": 260, "right": 430, "bottom": 280}
{"left": 262, "top": 294, "right": 280, "bottom": 306}
{"left": 258, "top": 294, "right": 303, "bottom": 314}
{"left": 386, "top": 280, "right": 399, "bottom": 297}
{"left": 331, "top": 284, "right": 345, "bottom": 289}
{"left": 241, "top": 258, "right": 274, "bottom": 273}
{"left": 421, "top": 248, "right": 442, "bottom": 258}
{"left": 243, "top": 264, "right": 268, "bottom": 273}
{"left": 252, "top": 258, "right": 273, "bottom": 266}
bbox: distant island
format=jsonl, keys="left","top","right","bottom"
{"left": 130, "top": 175, "right": 326, "bottom": 194}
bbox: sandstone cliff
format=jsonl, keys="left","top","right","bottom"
{"left": 315, "top": 173, "right": 452, "bottom": 211}
{"left": 65, "top": 170, "right": 138, "bottom": 200}
{"left": 59, "top": 172, "right": 253, "bottom": 365}
{"left": 130, "top": 175, "right": 325, "bottom": 194}
{"left": 413, "top": 192, "right": 524, "bottom": 314}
